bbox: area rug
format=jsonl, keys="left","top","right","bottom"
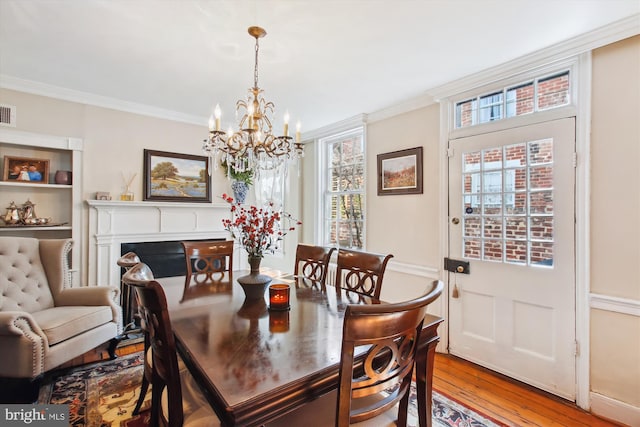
{"left": 38, "top": 352, "right": 151, "bottom": 427}
{"left": 38, "top": 352, "right": 504, "bottom": 427}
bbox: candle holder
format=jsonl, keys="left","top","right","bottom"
{"left": 268, "top": 284, "right": 290, "bottom": 311}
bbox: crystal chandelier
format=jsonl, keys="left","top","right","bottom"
{"left": 203, "top": 26, "right": 304, "bottom": 176}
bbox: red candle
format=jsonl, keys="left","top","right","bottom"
{"left": 269, "top": 284, "right": 290, "bottom": 311}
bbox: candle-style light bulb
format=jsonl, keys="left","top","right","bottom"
{"left": 214, "top": 104, "right": 221, "bottom": 131}
{"left": 283, "top": 111, "right": 290, "bottom": 137}
{"left": 247, "top": 105, "right": 254, "bottom": 129}
{"left": 295, "top": 121, "right": 301, "bottom": 143}
{"left": 208, "top": 114, "right": 215, "bottom": 131}
{"left": 227, "top": 126, "right": 234, "bottom": 138}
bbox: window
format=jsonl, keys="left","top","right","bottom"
{"left": 455, "top": 71, "right": 570, "bottom": 129}
{"left": 320, "top": 128, "right": 365, "bottom": 249}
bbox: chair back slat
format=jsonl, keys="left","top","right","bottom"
{"left": 335, "top": 249, "right": 393, "bottom": 299}
{"left": 181, "top": 240, "right": 234, "bottom": 301}
{"left": 337, "top": 280, "right": 444, "bottom": 426}
{"left": 294, "top": 244, "right": 335, "bottom": 285}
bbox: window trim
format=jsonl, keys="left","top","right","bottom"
{"left": 316, "top": 126, "right": 367, "bottom": 250}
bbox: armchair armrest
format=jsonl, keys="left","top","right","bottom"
{"left": 54, "top": 286, "right": 120, "bottom": 307}
{"left": 0, "top": 311, "right": 46, "bottom": 338}
{"left": 0, "top": 312, "right": 48, "bottom": 378}
{"left": 55, "top": 286, "right": 122, "bottom": 331}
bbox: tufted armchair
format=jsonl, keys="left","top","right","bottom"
{"left": 0, "top": 237, "right": 122, "bottom": 400}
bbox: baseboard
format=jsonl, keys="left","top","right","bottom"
{"left": 590, "top": 392, "right": 640, "bottom": 426}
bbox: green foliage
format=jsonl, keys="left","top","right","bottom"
{"left": 221, "top": 160, "right": 253, "bottom": 186}
{"left": 151, "top": 162, "right": 178, "bottom": 180}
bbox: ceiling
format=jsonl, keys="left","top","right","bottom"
{"left": 1, "top": 1, "right": 639, "bottom": 133}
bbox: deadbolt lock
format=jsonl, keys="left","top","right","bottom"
{"left": 456, "top": 265, "right": 464, "bottom": 273}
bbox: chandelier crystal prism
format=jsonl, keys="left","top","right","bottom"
{"left": 203, "top": 26, "right": 304, "bottom": 175}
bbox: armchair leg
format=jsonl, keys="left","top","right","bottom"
{"left": 107, "top": 336, "right": 123, "bottom": 360}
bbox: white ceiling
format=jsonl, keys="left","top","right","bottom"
{"left": 1, "top": 1, "right": 639, "bottom": 133}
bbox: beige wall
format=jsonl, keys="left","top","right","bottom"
{"left": 590, "top": 35, "right": 640, "bottom": 407}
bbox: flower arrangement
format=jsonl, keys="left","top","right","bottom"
{"left": 221, "top": 193, "right": 301, "bottom": 258}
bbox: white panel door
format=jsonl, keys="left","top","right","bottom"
{"left": 448, "top": 118, "right": 576, "bottom": 400}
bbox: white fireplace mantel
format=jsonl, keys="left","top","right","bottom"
{"left": 86, "top": 200, "right": 230, "bottom": 286}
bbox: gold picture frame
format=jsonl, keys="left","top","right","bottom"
{"left": 3, "top": 156, "right": 50, "bottom": 184}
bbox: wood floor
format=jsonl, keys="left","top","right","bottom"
{"left": 71, "top": 343, "right": 622, "bottom": 426}
{"left": 433, "top": 353, "right": 622, "bottom": 426}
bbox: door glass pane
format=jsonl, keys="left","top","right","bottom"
{"left": 537, "top": 72, "right": 569, "bottom": 110}
{"left": 461, "top": 140, "right": 555, "bottom": 266}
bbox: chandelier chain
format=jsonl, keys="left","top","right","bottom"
{"left": 254, "top": 36, "right": 260, "bottom": 89}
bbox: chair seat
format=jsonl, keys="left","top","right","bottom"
{"left": 31, "top": 306, "right": 114, "bottom": 345}
{"left": 266, "top": 390, "right": 400, "bottom": 427}
{"left": 161, "top": 362, "right": 220, "bottom": 426}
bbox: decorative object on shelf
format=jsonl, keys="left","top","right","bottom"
{"left": 377, "top": 146, "right": 424, "bottom": 196}
{"left": 1, "top": 199, "right": 54, "bottom": 226}
{"left": 268, "top": 284, "right": 290, "bottom": 311}
{"left": 95, "top": 191, "right": 112, "bottom": 201}
{"left": 54, "top": 170, "right": 72, "bottom": 185}
{"left": 143, "top": 149, "right": 211, "bottom": 203}
{"left": 120, "top": 172, "right": 136, "bottom": 201}
{"left": 202, "top": 26, "right": 304, "bottom": 178}
{"left": 231, "top": 180, "right": 249, "bottom": 204}
{"left": 221, "top": 193, "right": 301, "bottom": 298}
{"left": 3, "top": 201, "right": 20, "bottom": 225}
{"left": 3, "top": 156, "right": 50, "bottom": 184}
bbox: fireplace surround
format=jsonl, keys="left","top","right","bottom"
{"left": 86, "top": 200, "right": 235, "bottom": 288}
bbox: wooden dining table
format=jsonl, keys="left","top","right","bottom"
{"left": 164, "top": 272, "right": 443, "bottom": 427}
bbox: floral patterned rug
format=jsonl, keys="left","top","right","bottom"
{"left": 38, "top": 352, "right": 505, "bottom": 427}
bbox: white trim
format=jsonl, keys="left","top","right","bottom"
{"left": 438, "top": 100, "right": 450, "bottom": 354}
{"left": 590, "top": 392, "right": 640, "bottom": 427}
{"left": 367, "top": 93, "right": 436, "bottom": 124}
{"left": 386, "top": 260, "right": 439, "bottom": 279}
{"left": 302, "top": 114, "right": 367, "bottom": 141}
{"left": 428, "top": 14, "right": 640, "bottom": 102}
{"left": 0, "top": 75, "right": 207, "bottom": 126}
{"left": 574, "top": 52, "right": 592, "bottom": 410}
{"left": 590, "top": 294, "right": 640, "bottom": 317}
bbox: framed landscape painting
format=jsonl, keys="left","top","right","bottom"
{"left": 143, "top": 149, "right": 211, "bottom": 202}
{"left": 377, "top": 147, "right": 423, "bottom": 195}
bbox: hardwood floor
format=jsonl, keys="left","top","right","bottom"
{"left": 433, "top": 353, "right": 622, "bottom": 426}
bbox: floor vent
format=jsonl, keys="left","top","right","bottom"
{"left": 0, "top": 104, "right": 16, "bottom": 127}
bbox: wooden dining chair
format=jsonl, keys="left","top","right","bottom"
{"left": 120, "top": 261, "right": 154, "bottom": 416}
{"left": 180, "top": 240, "right": 234, "bottom": 302}
{"left": 267, "top": 280, "right": 444, "bottom": 427}
{"left": 294, "top": 244, "right": 336, "bottom": 285}
{"left": 123, "top": 262, "right": 221, "bottom": 427}
{"left": 335, "top": 249, "right": 393, "bottom": 299}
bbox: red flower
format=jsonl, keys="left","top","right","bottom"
{"left": 220, "top": 194, "right": 301, "bottom": 257}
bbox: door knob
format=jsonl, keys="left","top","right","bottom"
{"left": 456, "top": 265, "right": 464, "bottom": 273}
{"left": 451, "top": 217, "right": 460, "bottom": 225}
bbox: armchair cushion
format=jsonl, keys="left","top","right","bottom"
{"left": 31, "top": 306, "right": 114, "bottom": 346}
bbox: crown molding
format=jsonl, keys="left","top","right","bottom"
{"left": 428, "top": 13, "right": 640, "bottom": 101}
{"left": 301, "top": 114, "right": 367, "bottom": 141}
{"left": 0, "top": 75, "right": 207, "bottom": 126}
{"left": 367, "top": 92, "right": 436, "bottom": 124}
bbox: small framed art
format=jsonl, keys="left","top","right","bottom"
{"left": 3, "top": 156, "right": 50, "bottom": 184}
{"left": 377, "top": 147, "right": 423, "bottom": 196}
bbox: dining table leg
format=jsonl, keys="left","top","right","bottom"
{"left": 415, "top": 319, "right": 442, "bottom": 427}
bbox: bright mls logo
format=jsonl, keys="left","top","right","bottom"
{"left": 1, "top": 405, "right": 67, "bottom": 426}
